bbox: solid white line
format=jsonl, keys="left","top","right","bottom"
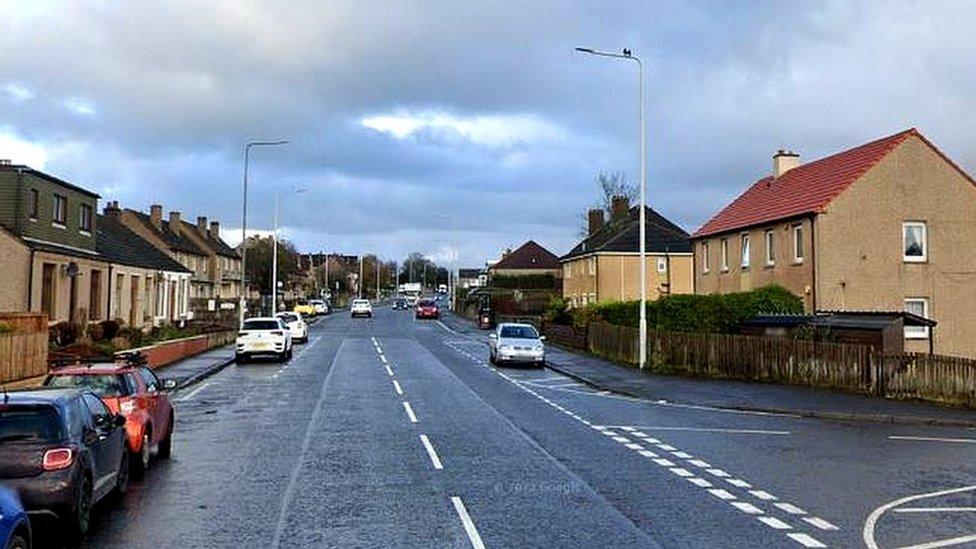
{"left": 895, "top": 507, "right": 976, "bottom": 513}
{"left": 889, "top": 435, "right": 976, "bottom": 444}
{"left": 621, "top": 426, "right": 791, "bottom": 435}
{"left": 177, "top": 382, "right": 210, "bottom": 401}
{"left": 403, "top": 402, "right": 418, "bottom": 423}
{"left": 758, "top": 516, "right": 792, "bottom": 530}
{"left": 898, "top": 534, "right": 976, "bottom": 549}
{"left": 419, "top": 435, "right": 443, "bottom": 470}
{"left": 803, "top": 517, "right": 839, "bottom": 531}
{"left": 787, "top": 533, "right": 826, "bottom": 547}
{"left": 451, "top": 496, "right": 486, "bottom": 549}
{"left": 392, "top": 380, "right": 403, "bottom": 395}
{"left": 385, "top": 364, "right": 394, "bottom": 376}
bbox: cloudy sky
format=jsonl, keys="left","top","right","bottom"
{"left": 1, "top": 1, "right": 974, "bottom": 266}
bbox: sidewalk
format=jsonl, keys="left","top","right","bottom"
{"left": 156, "top": 344, "right": 236, "bottom": 389}
{"left": 441, "top": 312, "right": 976, "bottom": 428}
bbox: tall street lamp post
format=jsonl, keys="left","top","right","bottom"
{"left": 576, "top": 46, "right": 647, "bottom": 370}
{"left": 239, "top": 140, "right": 289, "bottom": 326}
{"left": 271, "top": 188, "right": 305, "bottom": 315}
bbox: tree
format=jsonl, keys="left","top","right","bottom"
{"left": 399, "top": 252, "right": 442, "bottom": 288}
{"left": 579, "top": 170, "right": 638, "bottom": 236}
{"left": 242, "top": 235, "right": 301, "bottom": 295}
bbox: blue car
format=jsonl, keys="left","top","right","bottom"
{"left": 0, "top": 487, "right": 30, "bottom": 549}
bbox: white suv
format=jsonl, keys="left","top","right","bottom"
{"left": 236, "top": 317, "right": 293, "bottom": 363}
{"left": 350, "top": 299, "right": 372, "bottom": 318}
{"left": 275, "top": 311, "right": 308, "bottom": 344}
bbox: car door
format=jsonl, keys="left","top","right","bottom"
{"left": 138, "top": 368, "right": 166, "bottom": 443}
{"left": 81, "top": 393, "right": 122, "bottom": 500}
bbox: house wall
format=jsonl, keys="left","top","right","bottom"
{"left": 816, "top": 134, "right": 976, "bottom": 357}
{"left": 0, "top": 229, "right": 30, "bottom": 312}
{"left": 490, "top": 267, "right": 562, "bottom": 277}
{"left": 29, "top": 252, "right": 110, "bottom": 324}
{"left": 0, "top": 170, "right": 98, "bottom": 251}
{"left": 562, "top": 256, "right": 597, "bottom": 305}
{"left": 563, "top": 253, "right": 693, "bottom": 306}
{"left": 693, "top": 217, "right": 816, "bottom": 310}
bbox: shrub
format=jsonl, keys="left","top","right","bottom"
{"left": 49, "top": 321, "right": 82, "bottom": 347}
{"left": 542, "top": 296, "right": 572, "bottom": 325}
{"left": 86, "top": 323, "right": 104, "bottom": 341}
{"left": 0, "top": 322, "right": 12, "bottom": 334}
{"left": 100, "top": 319, "right": 121, "bottom": 340}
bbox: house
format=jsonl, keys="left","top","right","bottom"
{"left": 692, "top": 128, "right": 976, "bottom": 357}
{"left": 561, "top": 197, "right": 693, "bottom": 307}
{"left": 488, "top": 241, "right": 561, "bottom": 278}
{"left": 457, "top": 268, "right": 486, "bottom": 289}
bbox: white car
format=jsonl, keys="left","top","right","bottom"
{"left": 310, "top": 299, "right": 330, "bottom": 315}
{"left": 488, "top": 323, "right": 546, "bottom": 367}
{"left": 350, "top": 299, "right": 373, "bottom": 318}
{"left": 276, "top": 311, "right": 308, "bottom": 343}
{"left": 236, "top": 317, "right": 293, "bottom": 363}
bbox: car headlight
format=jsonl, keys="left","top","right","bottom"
{"left": 499, "top": 344, "right": 512, "bottom": 351}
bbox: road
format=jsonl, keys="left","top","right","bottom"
{"left": 35, "top": 306, "right": 976, "bottom": 548}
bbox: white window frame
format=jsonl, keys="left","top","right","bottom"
{"left": 793, "top": 224, "right": 804, "bottom": 263}
{"left": 740, "top": 234, "right": 750, "bottom": 268}
{"left": 79, "top": 204, "right": 92, "bottom": 233}
{"left": 657, "top": 257, "right": 667, "bottom": 273}
{"left": 701, "top": 242, "right": 710, "bottom": 273}
{"left": 904, "top": 297, "right": 930, "bottom": 339}
{"left": 52, "top": 194, "right": 67, "bottom": 226}
{"left": 720, "top": 239, "right": 729, "bottom": 271}
{"left": 764, "top": 230, "right": 774, "bottom": 266}
{"left": 902, "top": 221, "right": 927, "bottom": 263}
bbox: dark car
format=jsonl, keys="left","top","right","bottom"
{"left": 415, "top": 299, "right": 440, "bottom": 320}
{"left": 0, "top": 388, "right": 129, "bottom": 537}
{"left": 392, "top": 298, "right": 408, "bottom": 310}
{"left": 0, "top": 486, "right": 30, "bottom": 549}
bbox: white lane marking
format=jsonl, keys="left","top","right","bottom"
{"left": 653, "top": 458, "right": 676, "bottom": 467}
{"left": 385, "top": 364, "right": 394, "bottom": 377}
{"left": 687, "top": 477, "right": 713, "bottom": 488}
{"left": 802, "top": 517, "right": 839, "bottom": 531}
{"left": 708, "top": 488, "right": 736, "bottom": 501}
{"left": 419, "top": 434, "right": 443, "bottom": 470}
{"left": 889, "top": 435, "right": 976, "bottom": 444}
{"left": 727, "top": 479, "right": 752, "bottom": 489}
{"left": 380, "top": 354, "right": 388, "bottom": 363}
{"left": 706, "top": 469, "right": 731, "bottom": 478}
{"left": 776, "top": 502, "right": 807, "bottom": 515}
{"left": 786, "top": 533, "right": 826, "bottom": 548}
{"left": 451, "top": 496, "right": 486, "bottom": 549}
{"left": 177, "top": 381, "right": 210, "bottom": 401}
{"left": 688, "top": 459, "right": 711, "bottom": 468}
{"left": 670, "top": 468, "right": 694, "bottom": 478}
{"left": 895, "top": 507, "right": 976, "bottom": 513}
{"left": 619, "top": 426, "right": 636, "bottom": 432}
{"left": 751, "top": 490, "right": 778, "bottom": 501}
{"left": 758, "top": 516, "right": 792, "bottom": 530}
{"left": 436, "top": 320, "right": 459, "bottom": 335}
{"left": 612, "top": 436, "right": 632, "bottom": 443}
{"left": 671, "top": 451, "right": 693, "bottom": 459}
{"left": 657, "top": 444, "right": 678, "bottom": 451}
{"left": 619, "top": 426, "right": 791, "bottom": 436}
{"left": 403, "top": 402, "right": 418, "bottom": 423}
{"left": 897, "top": 534, "right": 976, "bottom": 549}
{"left": 392, "top": 380, "right": 404, "bottom": 395}
{"left": 864, "top": 485, "right": 976, "bottom": 549}
{"left": 625, "top": 443, "right": 644, "bottom": 450}
{"left": 370, "top": 337, "right": 378, "bottom": 345}
{"left": 638, "top": 450, "right": 659, "bottom": 458}
{"left": 730, "top": 501, "right": 764, "bottom": 515}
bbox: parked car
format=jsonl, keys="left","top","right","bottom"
{"left": 276, "top": 311, "right": 309, "bottom": 343}
{"left": 236, "top": 317, "right": 293, "bottom": 363}
{"left": 392, "top": 298, "right": 408, "bottom": 310}
{"left": 0, "top": 487, "right": 30, "bottom": 549}
{"left": 415, "top": 299, "right": 440, "bottom": 320}
{"left": 0, "top": 388, "right": 128, "bottom": 537}
{"left": 44, "top": 360, "right": 177, "bottom": 477}
{"left": 293, "top": 301, "right": 316, "bottom": 317}
{"left": 488, "top": 323, "right": 546, "bottom": 367}
{"left": 350, "top": 299, "right": 372, "bottom": 318}
{"left": 310, "top": 299, "right": 330, "bottom": 315}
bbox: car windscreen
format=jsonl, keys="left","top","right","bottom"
{"left": 45, "top": 374, "right": 133, "bottom": 397}
{"left": 418, "top": 300, "right": 435, "bottom": 307}
{"left": 500, "top": 326, "right": 539, "bottom": 339}
{"left": 243, "top": 320, "right": 282, "bottom": 330}
{"left": 353, "top": 300, "right": 369, "bottom": 306}
{"left": 0, "top": 405, "right": 62, "bottom": 442}
{"left": 278, "top": 314, "right": 298, "bottom": 323}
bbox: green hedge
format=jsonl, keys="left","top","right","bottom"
{"left": 571, "top": 285, "right": 804, "bottom": 333}
{"left": 491, "top": 274, "right": 559, "bottom": 289}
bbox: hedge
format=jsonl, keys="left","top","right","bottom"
{"left": 568, "top": 285, "right": 804, "bottom": 333}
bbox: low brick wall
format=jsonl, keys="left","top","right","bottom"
{"left": 118, "top": 330, "right": 237, "bottom": 369}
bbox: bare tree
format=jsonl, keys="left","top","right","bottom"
{"left": 578, "top": 171, "right": 638, "bottom": 236}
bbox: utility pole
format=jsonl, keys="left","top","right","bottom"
{"left": 375, "top": 257, "right": 380, "bottom": 300}
{"left": 358, "top": 255, "right": 363, "bottom": 299}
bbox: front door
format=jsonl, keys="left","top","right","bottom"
{"left": 68, "top": 271, "right": 78, "bottom": 323}
{"left": 41, "top": 263, "right": 56, "bottom": 320}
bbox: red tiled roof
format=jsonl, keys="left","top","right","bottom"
{"left": 693, "top": 129, "right": 919, "bottom": 238}
{"left": 491, "top": 240, "right": 560, "bottom": 270}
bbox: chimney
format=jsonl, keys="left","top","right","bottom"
{"left": 103, "top": 200, "right": 121, "bottom": 219}
{"left": 150, "top": 204, "right": 163, "bottom": 230}
{"left": 197, "top": 216, "right": 208, "bottom": 234}
{"left": 209, "top": 220, "right": 220, "bottom": 239}
{"left": 610, "top": 195, "right": 630, "bottom": 223}
{"left": 587, "top": 208, "right": 605, "bottom": 236}
{"left": 169, "top": 211, "right": 181, "bottom": 236}
{"left": 773, "top": 149, "right": 800, "bottom": 178}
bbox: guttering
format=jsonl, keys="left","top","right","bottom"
{"left": 810, "top": 214, "right": 818, "bottom": 312}
{"left": 27, "top": 248, "right": 35, "bottom": 310}
{"left": 107, "top": 264, "right": 113, "bottom": 321}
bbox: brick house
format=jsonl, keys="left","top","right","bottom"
{"left": 488, "top": 241, "right": 561, "bottom": 278}
{"left": 692, "top": 128, "right": 976, "bottom": 357}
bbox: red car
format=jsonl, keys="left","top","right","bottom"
{"left": 44, "top": 359, "right": 176, "bottom": 477}
{"left": 415, "top": 299, "right": 440, "bottom": 320}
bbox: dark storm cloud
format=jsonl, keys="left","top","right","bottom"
{"left": 1, "top": 0, "right": 975, "bottom": 263}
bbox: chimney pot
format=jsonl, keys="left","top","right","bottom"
{"left": 169, "top": 211, "right": 182, "bottom": 236}
{"left": 150, "top": 204, "right": 163, "bottom": 230}
{"left": 610, "top": 195, "right": 630, "bottom": 223}
{"left": 773, "top": 149, "right": 801, "bottom": 178}
{"left": 103, "top": 200, "right": 121, "bottom": 218}
{"left": 209, "top": 220, "right": 220, "bottom": 239}
{"left": 587, "top": 208, "right": 605, "bottom": 236}
{"left": 197, "top": 216, "right": 207, "bottom": 233}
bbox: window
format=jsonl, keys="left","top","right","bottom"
{"left": 89, "top": 269, "right": 102, "bottom": 320}
{"left": 903, "top": 222, "right": 927, "bottom": 262}
{"left": 741, "top": 234, "right": 750, "bottom": 268}
{"left": 793, "top": 224, "right": 804, "bottom": 263}
{"left": 720, "top": 239, "right": 729, "bottom": 271}
{"left": 765, "top": 230, "right": 775, "bottom": 266}
{"left": 588, "top": 257, "right": 596, "bottom": 275}
{"left": 79, "top": 204, "right": 92, "bottom": 233}
{"left": 904, "top": 298, "right": 930, "bottom": 339}
{"left": 28, "top": 189, "right": 38, "bottom": 220}
{"left": 53, "top": 194, "right": 67, "bottom": 225}
{"left": 657, "top": 257, "right": 667, "bottom": 273}
{"left": 701, "top": 243, "right": 710, "bottom": 273}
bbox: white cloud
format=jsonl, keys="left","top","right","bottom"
{"left": 359, "top": 109, "right": 563, "bottom": 147}
{"left": 62, "top": 97, "right": 96, "bottom": 116}
{"left": 2, "top": 83, "right": 34, "bottom": 102}
{"left": 0, "top": 128, "right": 48, "bottom": 167}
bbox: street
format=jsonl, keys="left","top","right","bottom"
{"left": 36, "top": 306, "right": 976, "bottom": 548}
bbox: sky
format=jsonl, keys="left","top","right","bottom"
{"left": 1, "top": 0, "right": 975, "bottom": 267}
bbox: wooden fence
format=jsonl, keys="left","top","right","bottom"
{"left": 883, "top": 353, "right": 976, "bottom": 407}
{"left": 0, "top": 312, "right": 49, "bottom": 385}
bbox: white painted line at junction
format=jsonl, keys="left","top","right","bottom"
{"left": 638, "top": 450, "right": 659, "bottom": 458}
{"left": 403, "top": 402, "right": 418, "bottom": 423}
{"left": 897, "top": 534, "right": 976, "bottom": 549}
{"left": 730, "top": 501, "right": 764, "bottom": 515}
{"left": 451, "top": 496, "right": 487, "bottom": 549}
{"left": 727, "top": 479, "right": 752, "bottom": 489}
{"left": 420, "top": 435, "right": 443, "bottom": 470}
{"left": 786, "top": 533, "right": 827, "bottom": 547}
{"left": 688, "top": 459, "right": 712, "bottom": 468}
{"left": 392, "top": 380, "right": 403, "bottom": 395}
{"left": 751, "top": 490, "right": 778, "bottom": 501}
{"left": 894, "top": 507, "right": 976, "bottom": 513}
{"left": 385, "top": 364, "right": 394, "bottom": 377}
{"left": 706, "top": 468, "right": 731, "bottom": 478}
{"left": 889, "top": 435, "right": 976, "bottom": 444}
{"left": 803, "top": 517, "right": 839, "bottom": 531}
{"left": 619, "top": 425, "right": 791, "bottom": 436}
{"left": 436, "top": 320, "right": 459, "bottom": 335}
{"left": 863, "top": 485, "right": 976, "bottom": 549}
{"left": 653, "top": 458, "right": 676, "bottom": 467}
{"left": 708, "top": 488, "right": 736, "bottom": 501}
{"left": 776, "top": 502, "right": 807, "bottom": 515}
{"left": 670, "top": 468, "right": 694, "bottom": 478}
{"left": 380, "top": 354, "right": 388, "bottom": 363}
{"left": 178, "top": 382, "right": 210, "bottom": 401}
{"left": 687, "top": 477, "right": 713, "bottom": 488}
{"left": 758, "top": 516, "right": 792, "bottom": 530}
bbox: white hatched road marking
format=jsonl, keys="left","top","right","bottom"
{"left": 776, "top": 502, "right": 807, "bottom": 515}
{"left": 451, "top": 496, "right": 487, "bottom": 549}
{"left": 730, "top": 501, "right": 764, "bottom": 515}
{"left": 787, "top": 533, "right": 827, "bottom": 547}
{"left": 759, "top": 516, "right": 793, "bottom": 530}
{"left": 803, "top": 517, "right": 839, "bottom": 531}
{"left": 419, "top": 435, "right": 443, "bottom": 470}
{"left": 178, "top": 381, "right": 210, "bottom": 401}
{"left": 403, "top": 402, "right": 418, "bottom": 423}
{"left": 708, "top": 488, "right": 736, "bottom": 501}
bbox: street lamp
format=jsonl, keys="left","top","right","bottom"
{"left": 239, "top": 140, "right": 289, "bottom": 326}
{"left": 271, "top": 187, "right": 305, "bottom": 315}
{"left": 576, "top": 46, "right": 648, "bottom": 370}
{"left": 436, "top": 213, "right": 458, "bottom": 310}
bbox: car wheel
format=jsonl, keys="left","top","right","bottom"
{"left": 278, "top": 351, "right": 288, "bottom": 363}
{"left": 158, "top": 416, "right": 173, "bottom": 459}
{"left": 236, "top": 353, "right": 247, "bottom": 364}
{"left": 70, "top": 474, "right": 93, "bottom": 537}
{"left": 287, "top": 348, "right": 293, "bottom": 360}
{"left": 7, "top": 533, "right": 28, "bottom": 549}
{"left": 131, "top": 431, "right": 151, "bottom": 478}
{"left": 489, "top": 352, "right": 496, "bottom": 365}
{"left": 111, "top": 450, "right": 129, "bottom": 499}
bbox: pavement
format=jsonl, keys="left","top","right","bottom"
{"left": 30, "top": 306, "right": 976, "bottom": 548}
{"left": 154, "top": 344, "right": 236, "bottom": 388}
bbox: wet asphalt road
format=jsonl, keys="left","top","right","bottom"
{"left": 35, "top": 306, "right": 976, "bottom": 548}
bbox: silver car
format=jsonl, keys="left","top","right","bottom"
{"left": 488, "top": 323, "right": 546, "bottom": 367}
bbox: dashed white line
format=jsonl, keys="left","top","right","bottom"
{"left": 385, "top": 364, "right": 394, "bottom": 377}
{"left": 688, "top": 459, "right": 711, "bottom": 468}
{"left": 419, "top": 434, "right": 443, "bottom": 470}
{"left": 776, "top": 502, "right": 807, "bottom": 515}
{"left": 786, "top": 533, "right": 827, "bottom": 547}
{"left": 392, "top": 380, "right": 403, "bottom": 395}
{"left": 802, "top": 517, "right": 839, "bottom": 531}
{"left": 730, "top": 501, "right": 764, "bottom": 515}
{"left": 727, "top": 479, "right": 752, "bottom": 489}
{"left": 451, "top": 496, "right": 486, "bottom": 549}
{"left": 687, "top": 477, "right": 713, "bottom": 488}
{"left": 653, "top": 458, "right": 676, "bottom": 467}
{"left": 708, "top": 488, "right": 736, "bottom": 501}
{"left": 403, "top": 402, "right": 418, "bottom": 423}
{"left": 670, "top": 468, "right": 694, "bottom": 478}
{"left": 380, "top": 354, "right": 388, "bottom": 363}
{"left": 758, "top": 516, "right": 792, "bottom": 530}
{"left": 706, "top": 469, "right": 731, "bottom": 478}
{"left": 750, "top": 490, "right": 778, "bottom": 501}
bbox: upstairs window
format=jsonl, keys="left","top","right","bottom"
{"left": 52, "top": 194, "right": 67, "bottom": 225}
{"left": 903, "top": 222, "right": 927, "bottom": 262}
{"left": 740, "top": 234, "right": 750, "bottom": 268}
{"left": 28, "top": 189, "right": 38, "bottom": 220}
{"left": 701, "top": 243, "right": 710, "bottom": 273}
{"left": 765, "top": 230, "right": 775, "bottom": 266}
{"left": 720, "top": 239, "right": 729, "bottom": 271}
{"left": 79, "top": 204, "right": 93, "bottom": 233}
{"left": 904, "top": 298, "right": 930, "bottom": 339}
{"left": 793, "top": 224, "right": 804, "bottom": 263}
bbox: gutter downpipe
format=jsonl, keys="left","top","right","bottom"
{"left": 810, "top": 215, "right": 817, "bottom": 313}
{"left": 27, "top": 248, "right": 35, "bottom": 311}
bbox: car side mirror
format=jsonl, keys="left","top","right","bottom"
{"left": 488, "top": 333, "right": 498, "bottom": 339}
{"left": 113, "top": 414, "right": 127, "bottom": 427}
{"left": 539, "top": 336, "right": 547, "bottom": 341}
{"left": 162, "top": 378, "right": 178, "bottom": 391}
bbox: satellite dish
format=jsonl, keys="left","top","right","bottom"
{"left": 65, "top": 262, "right": 80, "bottom": 277}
